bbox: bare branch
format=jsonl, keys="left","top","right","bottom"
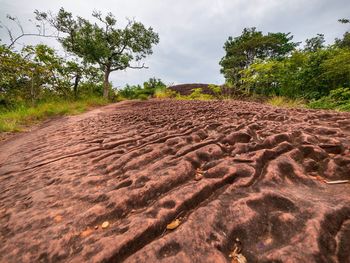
{"left": 1, "top": 13, "right": 59, "bottom": 49}
{"left": 128, "top": 63, "right": 148, "bottom": 69}
{"left": 7, "top": 33, "right": 58, "bottom": 48}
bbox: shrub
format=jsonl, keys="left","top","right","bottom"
{"left": 154, "top": 88, "right": 178, "bottom": 99}
{"left": 186, "top": 88, "right": 214, "bottom": 100}
{"left": 308, "top": 87, "right": 350, "bottom": 111}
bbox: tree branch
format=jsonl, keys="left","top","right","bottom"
{"left": 128, "top": 63, "right": 148, "bottom": 69}
{"left": 7, "top": 33, "right": 58, "bottom": 48}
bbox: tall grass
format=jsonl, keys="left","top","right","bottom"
{"left": 0, "top": 97, "right": 108, "bottom": 133}
{"left": 267, "top": 96, "right": 306, "bottom": 108}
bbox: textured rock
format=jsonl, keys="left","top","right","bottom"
{"left": 1, "top": 100, "right": 350, "bottom": 262}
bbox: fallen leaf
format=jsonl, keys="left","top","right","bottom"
{"left": 232, "top": 253, "right": 247, "bottom": 263}
{"left": 81, "top": 228, "right": 93, "bottom": 238}
{"left": 229, "top": 238, "right": 246, "bottom": 263}
{"left": 195, "top": 169, "right": 204, "bottom": 181}
{"left": 263, "top": 237, "right": 273, "bottom": 246}
{"left": 166, "top": 219, "right": 180, "bottom": 230}
{"left": 54, "top": 215, "right": 62, "bottom": 223}
{"left": 101, "top": 221, "right": 110, "bottom": 229}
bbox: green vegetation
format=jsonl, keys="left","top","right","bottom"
{"left": 36, "top": 8, "right": 159, "bottom": 98}
{"left": 0, "top": 8, "right": 159, "bottom": 133}
{"left": 0, "top": 96, "right": 108, "bottom": 132}
{"left": 267, "top": 96, "right": 306, "bottom": 108}
{"left": 219, "top": 18, "right": 350, "bottom": 111}
{"left": 118, "top": 78, "right": 168, "bottom": 100}
{"left": 183, "top": 88, "right": 214, "bottom": 100}
{"left": 309, "top": 87, "right": 350, "bottom": 111}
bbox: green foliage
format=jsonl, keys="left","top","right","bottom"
{"left": 154, "top": 88, "right": 178, "bottom": 99}
{"left": 118, "top": 78, "right": 167, "bottom": 100}
{"left": 220, "top": 27, "right": 298, "bottom": 85}
{"left": 208, "top": 84, "right": 222, "bottom": 99}
{"left": 308, "top": 87, "right": 350, "bottom": 110}
{"left": 184, "top": 88, "right": 214, "bottom": 100}
{"left": 304, "top": 34, "right": 325, "bottom": 52}
{"left": 220, "top": 20, "right": 350, "bottom": 111}
{"left": 143, "top": 77, "right": 166, "bottom": 96}
{"left": 0, "top": 43, "right": 104, "bottom": 108}
{"left": 40, "top": 8, "right": 159, "bottom": 98}
{"left": 240, "top": 47, "right": 350, "bottom": 99}
{"left": 118, "top": 84, "right": 143, "bottom": 99}
{"left": 0, "top": 96, "right": 108, "bottom": 132}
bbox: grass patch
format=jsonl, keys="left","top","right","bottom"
{"left": 154, "top": 88, "right": 178, "bottom": 99}
{"left": 0, "top": 97, "right": 108, "bottom": 133}
{"left": 267, "top": 96, "right": 306, "bottom": 108}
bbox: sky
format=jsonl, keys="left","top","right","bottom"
{"left": 0, "top": 0, "right": 349, "bottom": 88}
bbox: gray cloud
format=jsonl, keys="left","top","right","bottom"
{"left": 1, "top": 0, "right": 349, "bottom": 88}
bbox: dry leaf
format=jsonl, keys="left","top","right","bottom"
{"left": 231, "top": 253, "right": 247, "bottom": 263}
{"left": 54, "top": 215, "right": 62, "bottom": 223}
{"left": 195, "top": 169, "right": 203, "bottom": 181}
{"left": 80, "top": 228, "right": 93, "bottom": 238}
{"left": 166, "top": 219, "right": 180, "bottom": 230}
{"left": 263, "top": 237, "right": 273, "bottom": 246}
{"left": 101, "top": 221, "right": 110, "bottom": 229}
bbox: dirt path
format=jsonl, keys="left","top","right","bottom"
{"left": 1, "top": 99, "right": 350, "bottom": 262}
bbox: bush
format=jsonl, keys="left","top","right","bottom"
{"left": 308, "top": 87, "right": 350, "bottom": 111}
{"left": 175, "top": 88, "right": 214, "bottom": 100}
{"left": 208, "top": 84, "right": 222, "bottom": 99}
{"left": 118, "top": 78, "right": 167, "bottom": 100}
{"left": 154, "top": 88, "right": 178, "bottom": 99}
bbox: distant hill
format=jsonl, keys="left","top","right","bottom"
{"left": 168, "top": 83, "right": 212, "bottom": 96}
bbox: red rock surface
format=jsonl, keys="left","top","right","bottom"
{"left": 1, "top": 100, "right": 350, "bottom": 262}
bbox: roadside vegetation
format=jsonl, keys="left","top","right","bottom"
{"left": 0, "top": 9, "right": 159, "bottom": 132}
{"left": 219, "top": 19, "right": 350, "bottom": 110}
{"left": 0, "top": 97, "right": 107, "bottom": 132}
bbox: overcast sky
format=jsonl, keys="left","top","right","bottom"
{"left": 1, "top": 0, "right": 349, "bottom": 88}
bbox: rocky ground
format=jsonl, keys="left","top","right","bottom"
{"left": 1, "top": 99, "right": 350, "bottom": 263}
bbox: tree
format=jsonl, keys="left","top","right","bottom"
{"left": 143, "top": 77, "right": 166, "bottom": 95}
{"left": 335, "top": 17, "right": 350, "bottom": 48}
{"left": 335, "top": 32, "right": 350, "bottom": 48}
{"left": 338, "top": 18, "right": 350, "bottom": 24}
{"left": 304, "top": 34, "right": 325, "bottom": 52}
{"left": 219, "top": 27, "right": 298, "bottom": 86}
{"left": 321, "top": 48, "right": 350, "bottom": 88}
{"left": 38, "top": 8, "right": 159, "bottom": 98}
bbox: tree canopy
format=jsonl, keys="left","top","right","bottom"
{"left": 219, "top": 27, "right": 298, "bottom": 85}
{"left": 37, "top": 8, "right": 159, "bottom": 98}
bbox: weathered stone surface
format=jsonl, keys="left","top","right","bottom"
{"left": 1, "top": 100, "right": 350, "bottom": 262}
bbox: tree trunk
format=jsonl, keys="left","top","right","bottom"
{"left": 73, "top": 73, "right": 81, "bottom": 99}
{"left": 103, "top": 68, "right": 111, "bottom": 99}
{"left": 31, "top": 71, "right": 35, "bottom": 106}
